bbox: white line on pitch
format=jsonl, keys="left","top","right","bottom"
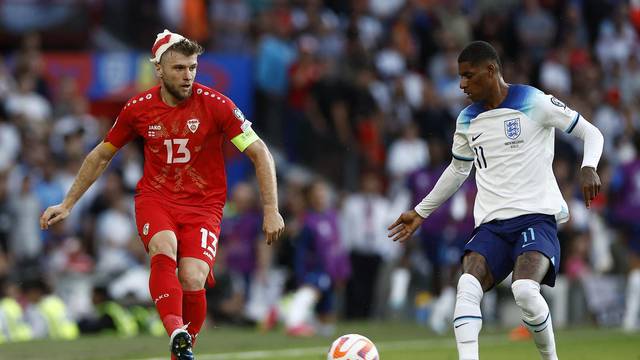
{"left": 137, "top": 336, "right": 506, "bottom": 360}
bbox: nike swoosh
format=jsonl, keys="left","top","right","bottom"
{"left": 332, "top": 337, "right": 374, "bottom": 358}
{"left": 454, "top": 322, "right": 470, "bottom": 328}
{"left": 472, "top": 133, "right": 483, "bottom": 141}
{"left": 522, "top": 242, "right": 536, "bottom": 248}
{"left": 332, "top": 338, "right": 349, "bottom": 357}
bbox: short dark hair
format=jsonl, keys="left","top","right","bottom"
{"left": 458, "top": 41, "right": 501, "bottom": 71}
{"left": 165, "top": 39, "right": 204, "bottom": 59}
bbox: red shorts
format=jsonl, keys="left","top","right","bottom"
{"left": 134, "top": 195, "right": 221, "bottom": 270}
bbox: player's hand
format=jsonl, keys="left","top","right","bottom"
{"left": 387, "top": 210, "right": 424, "bottom": 242}
{"left": 580, "top": 166, "right": 601, "bottom": 209}
{"left": 263, "top": 209, "right": 285, "bottom": 245}
{"left": 40, "top": 203, "right": 71, "bottom": 230}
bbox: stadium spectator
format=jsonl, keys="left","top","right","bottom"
{"left": 5, "top": 73, "right": 51, "bottom": 136}
{"left": 611, "top": 133, "right": 640, "bottom": 332}
{"left": 209, "top": 0, "right": 252, "bottom": 53}
{"left": 285, "top": 34, "right": 325, "bottom": 161}
{"left": 286, "top": 179, "right": 350, "bottom": 337}
{"left": 21, "top": 279, "right": 79, "bottom": 340}
{"left": 539, "top": 47, "right": 572, "bottom": 97}
{"left": 254, "top": 3, "right": 296, "bottom": 147}
{"left": 0, "top": 278, "right": 32, "bottom": 342}
{"left": 33, "top": 154, "right": 65, "bottom": 214}
{"left": 515, "top": 0, "right": 557, "bottom": 62}
{"left": 0, "top": 56, "right": 15, "bottom": 101}
{"left": 0, "top": 111, "right": 20, "bottom": 172}
{"left": 0, "top": 170, "right": 11, "bottom": 254}
{"left": 340, "top": 169, "right": 402, "bottom": 319}
{"left": 217, "top": 182, "right": 270, "bottom": 320}
{"left": 387, "top": 121, "right": 429, "bottom": 192}
{"left": 92, "top": 172, "right": 138, "bottom": 277}
{"left": 595, "top": 3, "right": 637, "bottom": 73}
{"left": 9, "top": 175, "right": 42, "bottom": 266}
{"left": 50, "top": 96, "right": 101, "bottom": 159}
{"left": 593, "top": 87, "right": 626, "bottom": 163}
{"left": 77, "top": 286, "right": 138, "bottom": 336}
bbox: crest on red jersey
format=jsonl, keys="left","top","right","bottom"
{"left": 187, "top": 119, "right": 200, "bottom": 133}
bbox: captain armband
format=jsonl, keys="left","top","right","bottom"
{"left": 231, "top": 127, "right": 260, "bottom": 152}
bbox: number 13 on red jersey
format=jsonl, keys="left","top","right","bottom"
{"left": 164, "top": 138, "right": 191, "bottom": 164}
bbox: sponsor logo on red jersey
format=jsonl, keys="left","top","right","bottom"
{"left": 148, "top": 124, "right": 163, "bottom": 138}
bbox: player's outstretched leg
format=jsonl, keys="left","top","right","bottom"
{"left": 512, "top": 279, "right": 557, "bottom": 360}
{"left": 453, "top": 273, "right": 484, "bottom": 360}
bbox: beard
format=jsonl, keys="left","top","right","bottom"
{"left": 162, "top": 79, "right": 192, "bottom": 101}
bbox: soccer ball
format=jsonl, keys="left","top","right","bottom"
{"left": 327, "top": 333, "right": 379, "bottom": 360}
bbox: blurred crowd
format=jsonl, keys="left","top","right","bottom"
{"left": 0, "top": 0, "right": 639, "bottom": 342}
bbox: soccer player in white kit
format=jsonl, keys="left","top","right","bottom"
{"left": 388, "top": 41, "right": 604, "bottom": 360}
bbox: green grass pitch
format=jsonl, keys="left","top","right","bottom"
{"left": 1, "top": 321, "right": 638, "bottom": 359}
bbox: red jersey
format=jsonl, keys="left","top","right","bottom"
{"left": 105, "top": 83, "right": 258, "bottom": 220}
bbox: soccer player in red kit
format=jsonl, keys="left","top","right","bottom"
{"left": 40, "top": 30, "right": 285, "bottom": 360}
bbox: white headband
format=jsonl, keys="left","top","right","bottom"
{"left": 149, "top": 29, "right": 186, "bottom": 63}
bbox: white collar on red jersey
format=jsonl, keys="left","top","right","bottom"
{"left": 149, "top": 29, "right": 186, "bottom": 63}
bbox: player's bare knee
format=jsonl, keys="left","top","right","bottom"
{"left": 178, "top": 267, "right": 207, "bottom": 290}
{"left": 462, "top": 252, "right": 493, "bottom": 290}
{"left": 148, "top": 231, "right": 178, "bottom": 258}
{"left": 513, "top": 251, "right": 549, "bottom": 283}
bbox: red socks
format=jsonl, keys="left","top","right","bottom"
{"left": 183, "top": 289, "right": 207, "bottom": 342}
{"left": 149, "top": 254, "right": 208, "bottom": 343}
{"left": 149, "top": 254, "right": 184, "bottom": 336}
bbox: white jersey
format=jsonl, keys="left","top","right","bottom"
{"left": 452, "top": 84, "right": 580, "bottom": 227}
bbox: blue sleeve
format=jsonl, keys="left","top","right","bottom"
{"left": 293, "top": 226, "right": 314, "bottom": 284}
